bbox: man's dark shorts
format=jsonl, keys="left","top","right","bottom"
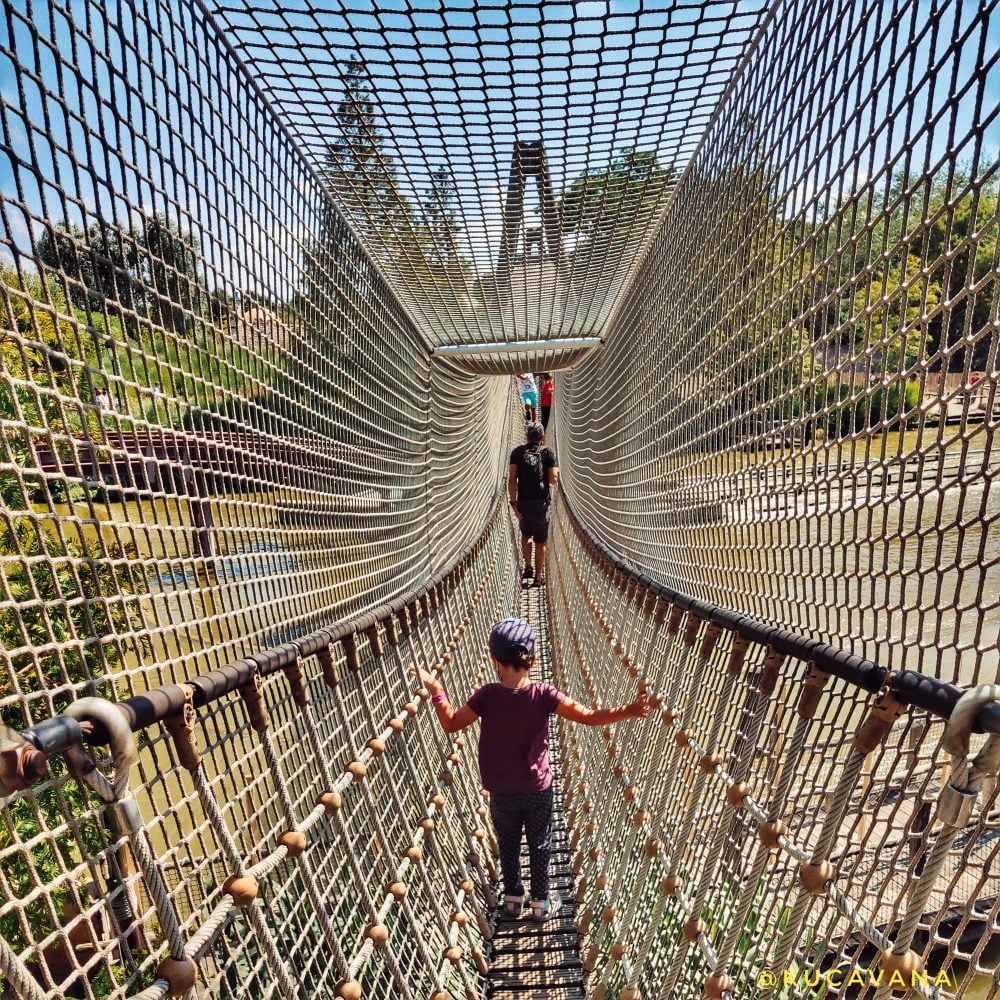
{"left": 517, "top": 500, "right": 550, "bottom": 543}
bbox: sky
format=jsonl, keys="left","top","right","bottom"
{"left": 1, "top": 0, "right": 997, "bottom": 300}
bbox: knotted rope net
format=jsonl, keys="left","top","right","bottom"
{"left": 0, "top": 0, "right": 997, "bottom": 998}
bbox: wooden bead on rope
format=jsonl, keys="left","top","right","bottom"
{"left": 429, "top": 991, "right": 451, "bottom": 1000}
{"left": 661, "top": 875, "right": 682, "bottom": 896}
{"left": 420, "top": 817, "right": 436, "bottom": 832}
{"left": 799, "top": 860, "right": 836, "bottom": 895}
{"left": 619, "top": 988, "right": 642, "bottom": 1000}
{"left": 610, "top": 941, "right": 627, "bottom": 961}
{"left": 403, "top": 701, "right": 419, "bottom": 715}
{"left": 623, "top": 785, "right": 639, "bottom": 802}
{"left": 682, "top": 917, "right": 707, "bottom": 942}
{"left": 365, "top": 923, "right": 389, "bottom": 947}
{"left": 595, "top": 873, "right": 609, "bottom": 890}
{"left": 699, "top": 752, "right": 722, "bottom": 774}
{"left": 318, "top": 791, "right": 342, "bottom": 814}
{"left": 345, "top": 761, "right": 367, "bottom": 782}
{"left": 601, "top": 904, "right": 616, "bottom": 924}
{"left": 156, "top": 956, "right": 197, "bottom": 996}
{"left": 459, "top": 878, "right": 474, "bottom": 893}
{"left": 675, "top": 728, "right": 693, "bottom": 748}
{"left": 277, "top": 830, "right": 307, "bottom": 858}
{"left": 366, "top": 738, "right": 385, "bottom": 756}
{"left": 450, "top": 910, "right": 469, "bottom": 926}
{"left": 386, "top": 880, "right": 407, "bottom": 900}
{"left": 879, "top": 948, "right": 924, "bottom": 991}
{"left": 726, "top": 782, "right": 750, "bottom": 809}
{"left": 757, "top": 820, "right": 788, "bottom": 850}
{"left": 405, "top": 845, "right": 423, "bottom": 864}
{"left": 430, "top": 793, "right": 446, "bottom": 808}
{"left": 335, "top": 980, "right": 363, "bottom": 1000}
{"left": 443, "top": 945, "right": 463, "bottom": 963}
{"left": 222, "top": 875, "right": 259, "bottom": 907}
{"left": 388, "top": 718, "right": 405, "bottom": 733}
{"left": 644, "top": 837, "right": 662, "bottom": 858}
{"left": 704, "top": 973, "right": 735, "bottom": 999}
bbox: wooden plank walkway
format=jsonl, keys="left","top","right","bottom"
{"left": 484, "top": 576, "right": 586, "bottom": 999}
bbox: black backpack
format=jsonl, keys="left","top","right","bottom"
{"left": 517, "top": 445, "right": 547, "bottom": 500}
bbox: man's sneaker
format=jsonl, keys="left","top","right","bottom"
{"left": 502, "top": 893, "right": 525, "bottom": 919}
{"left": 531, "top": 891, "right": 562, "bottom": 922}
{"left": 521, "top": 564, "right": 533, "bottom": 581}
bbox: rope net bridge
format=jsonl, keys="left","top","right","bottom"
{"left": 0, "top": 0, "right": 997, "bottom": 998}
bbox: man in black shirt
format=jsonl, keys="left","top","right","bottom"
{"left": 508, "top": 423, "right": 560, "bottom": 587}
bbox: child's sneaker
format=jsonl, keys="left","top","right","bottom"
{"left": 502, "top": 893, "right": 525, "bottom": 919}
{"left": 521, "top": 564, "right": 533, "bottom": 581}
{"left": 531, "top": 891, "right": 562, "bottom": 922}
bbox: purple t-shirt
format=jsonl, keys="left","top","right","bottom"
{"left": 467, "top": 682, "right": 565, "bottom": 793}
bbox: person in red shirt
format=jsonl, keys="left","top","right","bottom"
{"left": 539, "top": 373, "right": 554, "bottom": 430}
{"left": 413, "top": 618, "right": 648, "bottom": 922}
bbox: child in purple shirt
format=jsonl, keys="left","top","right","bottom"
{"left": 414, "top": 618, "right": 648, "bottom": 921}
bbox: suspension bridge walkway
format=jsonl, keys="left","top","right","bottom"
{"left": 1, "top": 0, "right": 998, "bottom": 998}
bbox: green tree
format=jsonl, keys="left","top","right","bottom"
{"left": 325, "top": 56, "right": 415, "bottom": 234}
{"left": 559, "top": 149, "right": 673, "bottom": 247}
{"left": 906, "top": 168, "right": 997, "bottom": 371}
{"left": 847, "top": 254, "right": 942, "bottom": 372}
{"left": 35, "top": 214, "right": 208, "bottom": 337}
{"left": 35, "top": 221, "right": 133, "bottom": 318}
{"left": 1, "top": 268, "right": 148, "bottom": 995}
{"left": 420, "top": 165, "right": 463, "bottom": 268}
{"left": 827, "top": 165, "right": 997, "bottom": 373}
{"left": 133, "top": 213, "right": 206, "bottom": 335}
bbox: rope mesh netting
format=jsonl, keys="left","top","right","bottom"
{"left": 0, "top": 0, "right": 998, "bottom": 998}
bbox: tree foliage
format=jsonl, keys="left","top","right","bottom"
{"left": 325, "top": 57, "right": 415, "bottom": 234}
{"left": 420, "top": 165, "right": 463, "bottom": 268}
{"left": 34, "top": 214, "right": 208, "bottom": 337}
{"left": 1, "top": 269, "right": 149, "bottom": 994}
{"left": 559, "top": 149, "right": 673, "bottom": 247}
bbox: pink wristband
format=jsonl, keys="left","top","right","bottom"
{"left": 431, "top": 691, "right": 448, "bottom": 705}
